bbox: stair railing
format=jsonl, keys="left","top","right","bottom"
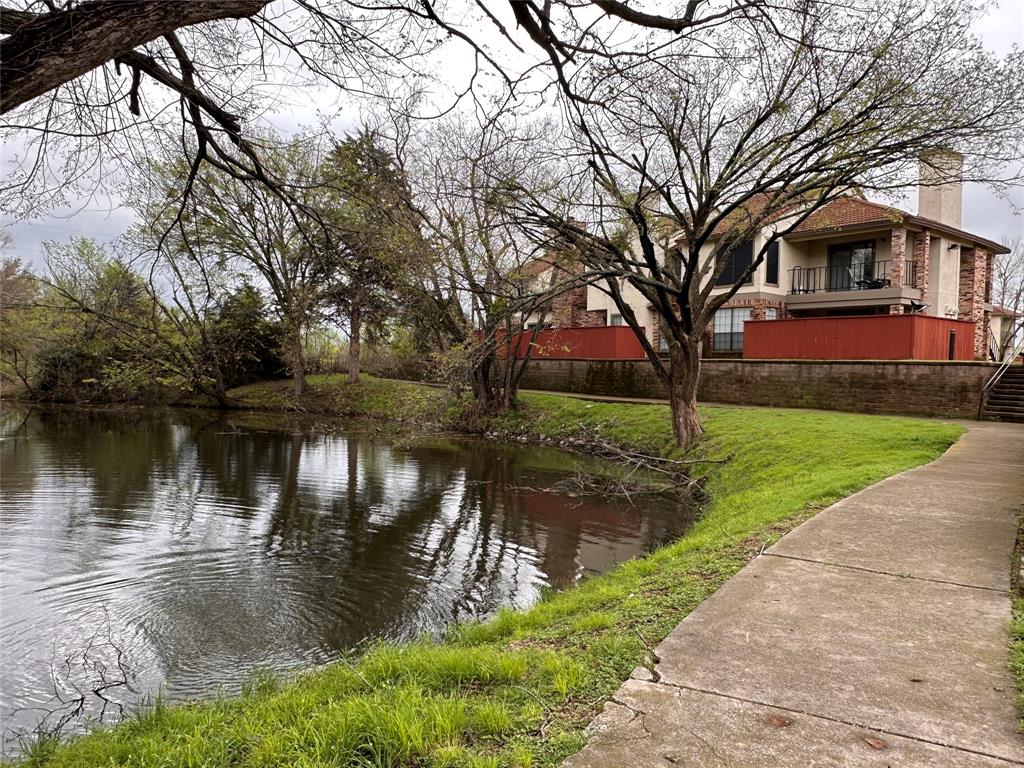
{"left": 979, "top": 338, "right": 1024, "bottom": 419}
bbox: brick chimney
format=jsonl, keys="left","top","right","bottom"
{"left": 917, "top": 150, "right": 963, "bottom": 229}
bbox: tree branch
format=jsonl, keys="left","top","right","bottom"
{"left": 0, "top": 0, "right": 270, "bottom": 112}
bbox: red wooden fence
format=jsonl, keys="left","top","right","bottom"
{"left": 743, "top": 315, "right": 976, "bottom": 361}
{"left": 503, "top": 325, "right": 648, "bottom": 360}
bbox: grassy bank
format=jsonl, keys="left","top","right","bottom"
{"left": 22, "top": 376, "right": 964, "bottom": 767}
{"left": 1013, "top": 599, "right": 1024, "bottom": 729}
{"left": 1012, "top": 511, "right": 1024, "bottom": 730}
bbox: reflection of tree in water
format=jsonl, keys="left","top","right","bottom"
{"left": 254, "top": 431, "right": 481, "bottom": 646}
{"left": 0, "top": 408, "right": 34, "bottom": 494}
{"left": 1, "top": 407, "right": 696, "bottom": 717}
{"left": 3, "top": 407, "right": 217, "bottom": 523}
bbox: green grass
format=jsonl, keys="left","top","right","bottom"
{"left": 19, "top": 376, "right": 964, "bottom": 768}
{"left": 1013, "top": 599, "right": 1024, "bottom": 730}
{"left": 230, "top": 375, "right": 449, "bottom": 423}
{"left": 1012, "top": 507, "right": 1024, "bottom": 731}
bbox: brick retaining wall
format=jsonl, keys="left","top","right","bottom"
{"left": 512, "top": 358, "right": 995, "bottom": 419}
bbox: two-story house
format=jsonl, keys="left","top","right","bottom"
{"left": 528, "top": 158, "right": 1008, "bottom": 361}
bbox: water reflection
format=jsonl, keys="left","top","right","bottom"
{"left": 0, "top": 406, "right": 695, "bottom": 741}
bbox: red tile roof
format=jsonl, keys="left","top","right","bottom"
{"left": 791, "top": 197, "right": 907, "bottom": 233}
{"left": 705, "top": 192, "right": 814, "bottom": 237}
{"left": 789, "top": 195, "right": 1009, "bottom": 253}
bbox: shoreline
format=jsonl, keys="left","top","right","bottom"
{"left": 6, "top": 377, "right": 965, "bottom": 767}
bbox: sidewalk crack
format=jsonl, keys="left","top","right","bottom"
{"left": 646, "top": 679, "right": 1024, "bottom": 765}
{"left": 763, "top": 552, "right": 1008, "bottom": 594}
{"left": 607, "top": 696, "right": 654, "bottom": 739}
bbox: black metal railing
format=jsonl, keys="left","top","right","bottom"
{"left": 788, "top": 260, "right": 918, "bottom": 294}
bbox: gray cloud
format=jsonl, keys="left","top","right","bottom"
{"left": 2, "top": 2, "right": 1022, "bottom": 270}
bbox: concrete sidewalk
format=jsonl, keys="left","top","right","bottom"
{"left": 564, "top": 422, "right": 1024, "bottom": 767}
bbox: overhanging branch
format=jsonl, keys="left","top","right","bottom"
{"left": 0, "top": 0, "right": 270, "bottom": 112}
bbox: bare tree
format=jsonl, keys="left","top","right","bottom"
{"left": 0, "top": 0, "right": 428, "bottom": 222}
{"left": 396, "top": 113, "right": 586, "bottom": 410}
{"left": 5, "top": 0, "right": 1022, "bottom": 437}
{"left": 1, "top": 2, "right": 269, "bottom": 110}
{"left": 993, "top": 237, "right": 1024, "bottom": 360}
{"left": 497, "top": 0, "right": 1024, "bottom": 449}
{"left": 121, "top": 215, "right": 246, "bottom": 406}
{"left": 0, "top": 0, "right": 782, "bottom": 223}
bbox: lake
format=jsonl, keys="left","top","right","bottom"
{"left": 0, "top": 405, "right": 694, "bottom": 747}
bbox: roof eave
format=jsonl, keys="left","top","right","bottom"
{"left": 903, "top": 216, "right": 1011, "bottom": 255}
{"left": 783, "top": 220, "right": 904, "bottom": 242}
{"left": 783, "top": 217, "right": 1010, "bottom": 255}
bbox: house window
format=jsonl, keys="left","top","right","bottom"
{"left": 713, "top": 307, "right": 752, "bottom": 352}
{"left": 715, "top": 240, "right": 754, "bottom": 286}
{"left": 765, "top": 241, "right": 779, "bottom": 285}
{"left": 828, "top": 240, "right": 875, "bottom": 290}
{"left": 610, "top": 313, "right": 624, "bottom": 326}
{"left": 653, "top": 315, "right": 669, "bottom": 351}
{"left": 765, "top": 307, "right": 779, "bottom": 320}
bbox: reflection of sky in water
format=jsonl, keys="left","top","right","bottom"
{"left": 0, "top": 406, "right": 695, "bottom": 747}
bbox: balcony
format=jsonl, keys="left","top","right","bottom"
{"left": 789, "top": 260, "right": 918, "bottom": 295}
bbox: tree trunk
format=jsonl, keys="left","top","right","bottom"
{"left": 470, "top": 352, "right": 496, "bottom": 408}
{"left": 0, "top": 1, "right": 270, "bottom": 112}
{"left": 291, "top": 325, "right": 307, "bottom": 397}
{"left": 348, "top": 305, "right": 362, "bottom": 384}
{"left": 501, "top": 374, "right": 516, "bottom": 411}
{"left": 667, "top": 338, "right": 703, "bottom": 450}
{"left": 501, "top": 357, "right": 522, "bottom": 411}
{"left": 207, "top": 360, "right": 234, "bottom": 408}
{"left": 197, "top": 380, "right": 237, "bottom": 409}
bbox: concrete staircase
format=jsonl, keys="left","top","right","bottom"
{"left": 983, "top": 365, "right": 1024, "bottom": 423}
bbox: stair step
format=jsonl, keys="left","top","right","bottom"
{"left": 983, "top": 408, "right": 1024, "bottom": 418}
{"left": 983, "top": 415, "right": 1024, "bottom": 428}
{"left": 981, "top": 368, "right": 1024, "bottom": 422}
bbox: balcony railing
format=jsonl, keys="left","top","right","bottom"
{"left": 788, "top": 260, "right": 918, "bottom": 294}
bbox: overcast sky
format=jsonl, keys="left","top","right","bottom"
{"left": 2, "top": 1, "right": 1022, "bottom": 269}
{"left": 931, "top": 0, "right": 1023, "bottom": 244}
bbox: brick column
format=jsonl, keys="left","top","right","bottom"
{"left": 911, "top": 229, "right": 930, "bottom": 300}
{"left": 890, "top": 228, "right": 906, "bottom": 286}
{"left": 549, "top": 290, "right": 571, "bottom": 327}
{"left": 985, "top": 250, "right": 994, "bottom": 303}
{"left": 958, "top": 247, "right": 991, "bottom": 359}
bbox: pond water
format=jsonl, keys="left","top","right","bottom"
{"left": 0, "top": 406, "right": 695, "bottom": 746}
